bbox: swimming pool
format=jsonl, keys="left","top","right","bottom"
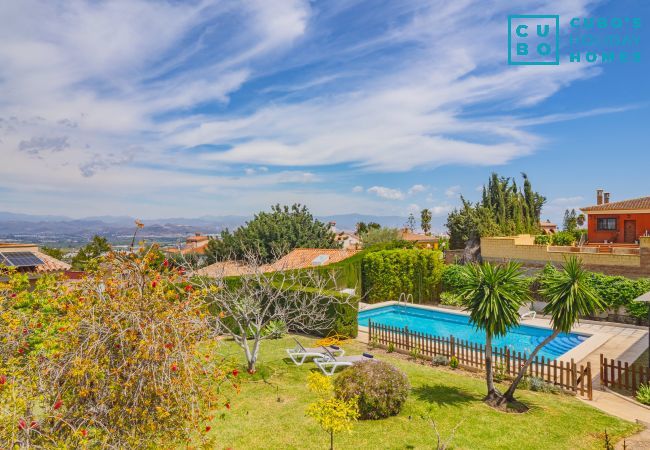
{"left": 358, "top": 305, "right": 589, "bottom": 360}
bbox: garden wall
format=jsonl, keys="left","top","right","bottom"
{"left": 481, "top": 235, "right": 650, "bottom": 278}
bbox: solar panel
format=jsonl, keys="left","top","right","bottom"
{"left": 311, "top": 254, "right": 330, "bottom": 266}
{"left": 0, "top": 252, "right": 44, "bottom": 267}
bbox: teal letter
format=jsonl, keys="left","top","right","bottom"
{"left": 601, "top": 52, "right": 615, "bottom": 63}
{"left": 570, "top": 52, "right": 581, "bottom": 62}
{"left": 517, "top": 43, "right": 528, "bottom": 55}
{"left": 516, "top": 24, "right": 528, "bottom": 37}
{"left": 537, "top": 43, "right": 551, "bottom": 55}
{"left": 570, "top": 18, "right": 580, "bottom": 27}
{"left": 537, "top": 24, "right": 550, "bottom": 37}
{"left": 586, "top": 52, "right": 598, "bottom": 62}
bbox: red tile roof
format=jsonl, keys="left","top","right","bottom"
{"left": 581, "top": 196, "right": 650, "bottom": 212}
{"left": 195, "top": 248, "right": 359, "bottom": 278}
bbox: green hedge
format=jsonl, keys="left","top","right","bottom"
{"left": 361, "top": 249, "right": 445, "bottom": 303}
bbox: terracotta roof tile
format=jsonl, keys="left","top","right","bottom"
{"left": 195, "top": 248, "right": 359, "bottom": 278}
{"left": 34, "top": 251, "right": 71, "bottom": 273}
{"left": 581, "top": 196, "right": 650, "bottom": 212}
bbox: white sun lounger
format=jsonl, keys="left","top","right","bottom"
{"left": 286, "top": 338, "right": 345, "bottom": 366}
{"left": 519, "top": 305, "right": 536, "bottom": 320}
{"left": 314, "top": 347, "right": 374, "bottom": 376}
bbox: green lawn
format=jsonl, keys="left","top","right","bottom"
{"left": 211, "top": 336, "right": 639, "bottom": 449}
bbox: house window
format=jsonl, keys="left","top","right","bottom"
{"left": 597, "top": 218, "right": 617, "bottom": 231}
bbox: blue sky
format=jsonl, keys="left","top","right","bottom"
{"left": 0, "top": 0, "right": 648, "bottom": 231}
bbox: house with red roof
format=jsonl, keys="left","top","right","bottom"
{"left": 581, "top": 190, "right": 650, "bottom": 244}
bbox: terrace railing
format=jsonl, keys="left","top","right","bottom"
{"left": 368, "top": 320, "right": 592, "bottom": 399}
{"left": 600, "top": 354, "right": 650, "bottom": 393}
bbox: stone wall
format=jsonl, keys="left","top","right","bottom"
{"left": 481, "top": 235, "right": 650, "bottom": 278}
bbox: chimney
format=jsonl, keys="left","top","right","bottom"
{"left": 596, "top": 189, "right": 603, "bottom": 205}
{"left": 604, "top": 192, "right": 610, "bottom": 204}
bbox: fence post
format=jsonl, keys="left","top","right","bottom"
{"left": 450, "top": 335, "right": 455, "bottom": 358}
{"left": 505, "top": 348, "right": 511, "bottom": 376}
{"left": 404, "top": 326, "right": 410, "bottom": 350}
{"left": 587, "top": 362, "right": 593, "bottom": 400}
{"left": 368, "top": 319, "right": 372, "bottom": 344}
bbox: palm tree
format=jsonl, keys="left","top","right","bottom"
{"left": 502, "top": 256, "right": 603, "bottom": 402}
{"left": 457, "top": 262, "right": 530, "bottom": 403}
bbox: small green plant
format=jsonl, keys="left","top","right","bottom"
{"left": 521, "top": 376, "right": 560, "bottom": 394}
{"left": 449, "top": 356, "right": 459, "bottom": 369}
{"left": 432, "top": 355, "right": 449, "bottom": 366}
{"left": 636, "top": 383, "right": 650, "bottom": 405}
{"left": 409, "top": 346, "right": 422, "bottom": 361}
{"left": 369, "top": 336, "right": 379, "bottom": 349}
{"left": 493, "top": 362, "right": 507, "bottom": 383}
{"left": 439, "top": 291, "right": 464, "bottom": 307}
{"left": 603, "top": 429, "right": 614, "bottom": 450}
{"left": 262, "top": 320, "right": 287, "bottom": 339}
{"left": 387, "top": 342, "right": 395, "bottom": 353}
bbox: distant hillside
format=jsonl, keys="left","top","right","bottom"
{"left": 0, "top": 211, "right": 408, "bottom": 246}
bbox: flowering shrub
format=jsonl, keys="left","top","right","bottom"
{"left": 0, "top": 248, "right": 236, "bottom": 448}
{"left": 333, "top": 360, "right": 409, "bottom": 420}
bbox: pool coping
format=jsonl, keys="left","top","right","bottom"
{"left": 358, "top": 301, "right": 610, "bottom": 364}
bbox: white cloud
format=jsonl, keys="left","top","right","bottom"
{"left": 445, "top": 185, "right": 461, "bottom": 198}
{"left": 352, "top": 185, "right": 364, "bottom": 193}
{"left": 367, "top": 186, "right": 405, "bottom": 200}
{"left": 408, "top": 184, "right": 426, "bottom": 195}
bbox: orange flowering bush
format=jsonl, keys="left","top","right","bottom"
{"left": 1, "top": 247, "right": 237, "bottom": 448}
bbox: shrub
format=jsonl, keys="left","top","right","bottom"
{"left": 449, "top": 356, "right": 459, "bottom": 369}
{"left": 440, "top": 291, "right": 463, "bottom": 307}
{"left": 441, "top": 264, "right": 464, "bottom": 292}
{"left": 262, "top": 320, "right": 287, "bottom": 339}
{"left": 551, "top": 231, "right": 575, "bottom": 246}
{"left": 636, "top": 384, "right": 650, "bottom": 405}
{"left": 334, "top": 361, "right": 410, "bottom": 420}
{"left": 521, "top": 376, "right": 560, "bottom": 394}
{"left": 534, "top": 234, "right": 550, "bottom": 245}
{"left": 0, "top": 248, "right": 235, "bottom": 448}
{"left": 409, "top": 346, "right": 422, "bottom": 360}
{"left": 387, "top": 343, "right": 395, "bottom": 353}
{"left": 432, "top": 355, "right": 449, "bottom": 366}
{"left": 362, "top": 249, "right": 445, "bottom": 303}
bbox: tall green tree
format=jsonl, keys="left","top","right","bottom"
{"left": 446, "top": 173, "right": 546, "bottom": 249}
{"left": 40, "top": 246, "right": 65, "bottom": 261}
{"left": 420, "top": 209, "right": 432, "bottom": 235}
{"left": 71, "top": 235, "right": 111, "bottom": 270}
{"left": 502, "top": 257, "right": 603, "bottom": 403}
{"left": 205, "top": 204, "right": 339, "bottom": 264}
{"left": 456, "top": 262, "right": 530, "bottom": 404}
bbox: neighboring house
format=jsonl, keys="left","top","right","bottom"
{"left": 335, "top": 231, "right": 361, "bottom": 249}
{"left": 540, "top": 220, "right": 557, "bottom": 234}
{"left": 581, "top": 190, "right": 650, "bottom": 244}
{"left": 0, "top": 242, "right": 71, "bottom": 279}
{"left": 166, "top": 233, "right": 211, "bottom": 256}
{"left": 196, "top": 248, "right": 359, "bottom": 277}
{"left": 400, "top": 228, "right": 439, "bottom": 248}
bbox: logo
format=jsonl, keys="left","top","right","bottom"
{"left": 508, "top": 15, "right": 560, "bottom": 65}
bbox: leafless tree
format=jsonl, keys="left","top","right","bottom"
{"left": 190, "top": 250, "right": 356, "bottom": 373}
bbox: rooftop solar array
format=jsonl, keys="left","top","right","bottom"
{"left": 311, "top": 254, "right": 330, "bottom": 266}
{"left": 0, "top": 252, "right": 44, "bottom": 267}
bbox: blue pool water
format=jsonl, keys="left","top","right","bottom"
{"left": 358, "top": 305, "right": 589, "bottom": 360}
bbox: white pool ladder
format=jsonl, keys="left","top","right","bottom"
{"left": 397, "top": 292, "right": 414, "bottom": 308}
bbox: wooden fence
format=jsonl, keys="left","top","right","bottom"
{"left": 368, "top": 320, "right": 592, "bottom": 399}
{"left": 600, "top": 354, "right": 650, "bottom": 393}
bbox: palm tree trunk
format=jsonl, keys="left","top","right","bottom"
{"left": 503, "top": 329, "right": 560, "bottom": 402}
{"left": 484, "top": 333, "right": 502, "bottom": 403}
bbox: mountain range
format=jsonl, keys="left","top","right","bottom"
{"left": 0, "top": 211, "right": 408, "bottom": 246}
